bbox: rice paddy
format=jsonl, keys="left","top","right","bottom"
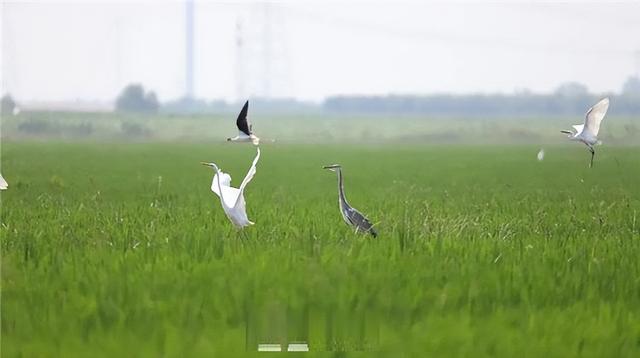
{"left": 1, "top": 140, "right": 640, "bottom": 356}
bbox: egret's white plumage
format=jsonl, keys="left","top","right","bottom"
{"left": 202, "top": 147, "right": 261, "bottom": 228}
{"left": 0, "top": 174, "right": 7, "bottom": 190}
{"left": 561, "top": 98, "right": 610, "bottom": 167}
{"left": 537, "top": 148, "right": 545, "bottom": 161}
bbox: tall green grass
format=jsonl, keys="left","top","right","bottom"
{"left": 2, "top": 142, "right": 640, "bottom": 356}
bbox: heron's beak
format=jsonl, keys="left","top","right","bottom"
{"left": 200, "top": 162, "right": 212, "bottom": 167}
{"left": 323, "top": 164, "right": 341, "bottom": 169}
{"left": 560, "top": 130, "right": 572, "bottom": 135}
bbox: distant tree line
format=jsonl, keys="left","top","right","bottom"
{"left": 115, "top": 84, "right": 159, "bottom": 113}
{"left": 323, "top": 77, "right": 640, "bottom": 116}
{"left": 161, "top": 97, "right": 320, "bottom": 114}
{"left": 1, "top": 94, "right": 17, "bottom": 115}
{"left": 10, "top": 77, "right": 632, "bottom": 116}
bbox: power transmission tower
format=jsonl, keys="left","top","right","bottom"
{"left": 237, "top": 3, "right": 290, "bottom": 99}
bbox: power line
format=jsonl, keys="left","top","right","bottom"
{"left": 285, "top": 6, "right": 635, "bottom": 57}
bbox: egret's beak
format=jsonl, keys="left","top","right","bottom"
{"left": 200, "top": 162, "right": 212, "bottom": 167}
{"left": 226, "top": 138, "right": 231, "bottom": 141}
{"left": 560, "top": 130, "right": 572, "bottom": 135}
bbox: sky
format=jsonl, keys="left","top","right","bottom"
{"left": 2, "top": 0, "right": 640, "bottom": 103}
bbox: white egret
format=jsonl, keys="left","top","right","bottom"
{"left": 0, "top": 174, "right": 7, "bottom": 190}
{"left": 201, "top": 147, "right": 261, "bottom": 228}
{"left": 537, "top": 148, "right": 545, "bottom": 161}
{"left": 561, "top": 97, "right": 609, "bottom": 168}
{"left": 227, "top": 100, "right": 260, "bottom": 145}
{"left": 323, "top": 164, "right": 377, "bottom": 237}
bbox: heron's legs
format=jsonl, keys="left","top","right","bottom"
{"left": 588, "top": 146, "right": 595, "bottom": 168}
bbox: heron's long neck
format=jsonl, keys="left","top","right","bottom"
{"left": 336, "top": 169, "right": 348, "bottom": 206}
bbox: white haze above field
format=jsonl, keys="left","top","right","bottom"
{"left": 2, "top": 0, "right": 640, "bottom": 102}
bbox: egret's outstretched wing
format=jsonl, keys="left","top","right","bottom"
{"left": 211, "top": 172, "right": 240, "bottom": 208}
{"left": 0, "top": 174, "right": 7, "bottom": 190}
{"left": 236, "top": 100, "right": 251, "bottom": 136}
{"left": 584, "top": 98, "right": 609, "bottom": 136}
{"left": 238, "top": 147, "right": 261, "bottom": 195}
{"left": 572, "top": 124, "right": 584, "bottom": 135}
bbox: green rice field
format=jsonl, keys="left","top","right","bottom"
{"left": 2, "top": 137, "right": 640, "bottom": 356}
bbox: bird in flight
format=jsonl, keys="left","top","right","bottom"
{"left": 323, "top": 164, "right": 377, "bottom": 237}
{"left": 561, "top": 97, "right": 609, "bottom": 168}
{"left": 227, "top": 100, "right": 260, "bottom": 145}
{"left": 0, "top": 174, "right": 7, "bottom": 190}
{"left": 201, "top": 147, "right": 261, "bottom": 228}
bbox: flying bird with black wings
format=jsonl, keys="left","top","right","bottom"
{"left": 227, "top": 100, "right": 260, "bottom": 146}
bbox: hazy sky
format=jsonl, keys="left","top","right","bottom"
{"left": 2, "top": 0, "right": 640, "bottom": 103}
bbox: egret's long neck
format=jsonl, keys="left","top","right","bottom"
{"left": 336, "top": 169, "right": 348, "bottom": 206}
{"left": 211, "top": 165, "right": 226, "bottom": 206}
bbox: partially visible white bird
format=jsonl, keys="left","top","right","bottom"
{"left": 227, "top": 100, "right": 260, "bottom": 145}
{"left": 537, "top": 148, "right": 545, "bottom": 161}
{"left": 561, "top": 97, "right": 609, "bottom": 168}
{"left": 201, "top": 147, "right": 261, "bottom": 228}
{"left": 12, "top": 106, "right": 20, "bottom": 116}
{"left": 0, "top": 174, "right": 7, "bottom": 190}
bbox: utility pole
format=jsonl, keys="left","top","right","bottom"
{"left": 185, "top": 0, "right": 195, "bottom": 99}
{"left": 262, "top": 3, "right": 272, "bottom": 98}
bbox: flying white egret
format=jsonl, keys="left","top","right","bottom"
{"left": 0, "top": 174, "right": 7, "bottom": 190}
{"left": 201, "top": 147, "right": 261, "bottom": 228}
{"left": 227, "top": 100, "right": 260, "bottom": 145}
{"left": 323, "top": 164, "right": 377, "bottom": 237}
{"left": 561, "top": 97, "right": 609, "bottom": 168}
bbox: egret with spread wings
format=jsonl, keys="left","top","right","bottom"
{"left": 561, "top": 97, "right": 609, "bottom": 168}
{"left": 0, "top": 174, "right": 7, "bottom": 190}
{"left": 227, "top": 100, "right": 260, "bottom": 145}
{"left": 323, "top": 164, "right": 377, "bottom": 237}
{"left": 201, "top": 148, "right": 261, "bottom": 228}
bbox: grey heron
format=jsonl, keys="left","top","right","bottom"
{"left": 227, "top": 100, "right": 260, "bottom": 145}
{"left": 323, "top": 164, "right": 377, "bottom": 237}
{"left": 561, "top": 97, "right": 609, "bottom": 168}
{"left": 201, "top": 147, "right": 261, "bottom": 228}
